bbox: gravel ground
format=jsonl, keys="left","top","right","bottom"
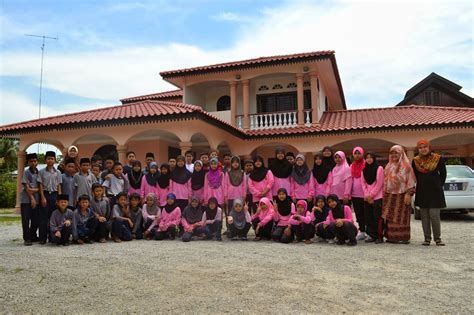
{"left": 0, "top": 213, "right": 473, "bottom": 314}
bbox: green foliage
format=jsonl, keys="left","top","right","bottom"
{"left": 0, "top": 174, "right": 16, "bottom": 208}
{"left": 445, "top": 157, "right": 463, "bottom": 165}
{"left": 0, "top": 138, "right": 18, "bottom": 172}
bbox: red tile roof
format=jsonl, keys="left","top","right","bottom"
{"left": 120, "top": 89, "right": 183, "bottom": 104}
{"left": 160, "top": 50, "right": 335, "bottom": 77}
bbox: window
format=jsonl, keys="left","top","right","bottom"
{"left": 257, "top": 91, "right": 311, "bottom": 113}
{"left": 287, "top": 82, "right": 297, "bottom": 89}
{"left": 272, "top": 84, "right": 283, "bottom": 90}
{"left": 216, "top": 95, "right": 231, "bottom": 111}
{"left": 258, "top": 85, "right": 269, "bottom": 91}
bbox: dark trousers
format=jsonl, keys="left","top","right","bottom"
{"left": 43, "top": 191, "right": 57, "bottom": 242}
{"left": 21, "top": 203, "right": 38, "bottom": 241}
{"left": 316, "top": 223, "right": 335, "bottom": 239}
{"left": 250, "top": 202, "right": 259, "bottom": 215}
{"left": 76, "top": 218, "right": 99, "bottom": 240}
{"left": 93, "top": 221, "right": 108, "bottom": 241}
{"left": 205, "top": 220, "right": 222, "bottom": 239}
{"left": 364, "top": 199, "right": 383, "bottom": 240}
{"left": 330, "top": 221, "right": 357, "bottom": 242}
{"left": 252, "top": 218, "right": 273, "bottom": 239}
{"left": 292, "top": 223, "right": 315, "bottom": 241}
{"left": 50, "top": 226, "right": 72, "bottom": 244}
{"left": 111, "top": 219, "right": 132, "bottom": 241}
{"left": 352, "top": 197, "right": 366, "bottom": 232}
{"left": 272, "top": 226, "right": 293, "bottom": 243}
{"left": 154, "top": 225, "right": 178, "bottom": 240}
{"left": 143, "top": 218, "right": 154, "bottom": 231}
{"left": 229, "top": 222, "right": 251, "bottom": 238}
{"left": 182, "top": 226, "right": 210, "bottom": 242}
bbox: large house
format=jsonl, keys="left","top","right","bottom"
{"left": 1, "top": 51, "right": 473, "bottom": 211}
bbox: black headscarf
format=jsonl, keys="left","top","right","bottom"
{"left": 362, "top": 152, "right": 379, "bottom": 185}
{"left": 158, "top": 163, "right": 171, "bottom": 189}
{"left": 327, "top": 194, "right": 344, "bottom": 220}
{"left": 191, "top": 160, "right": 205, "bottom": 190}
{"left": 182, "top": 196, "right": 203, "bottom": 224}
{"left": 275, "top": 188, "right": 292, "bottom": 216}
{"left": 312, "top": 152, "right": 330, "bottom": 184}
{"left": 205, "top": 197, "right": 219, "bottom": 221}
{"left": 291, "top": 154, "right": 311, "bottom": 185}
{"left": 314, "top": 195, "right": 330, "bottom": 224}
{"left": 322, "top": 146, "right": 336, "bottom": 170}
{"left": 170, "top": 155, "right": 192, "bottom": 184}
{"left": 145, "top": 162, "right": 159, "bottom": 186}
{"left": 249, "top": 155, "right": 268, "bottom": 182}
{"left": 163, "top": 193, "right": 176, "bottom": 213}
{"left": 270, "top": 149, "right": 293, "bottom": 178}
{"left": 128, "top": 160, "right": 143, "bottom": 189}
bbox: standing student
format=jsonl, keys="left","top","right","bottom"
{"left": 313, "top": 195, "right": 332, "bottom": 242}
{"left": 74, "top": 158, "right": 97, "bottom": 201}
{"left": 157, "top": 163, "right": 171, "bottom": 207}
{"left": 326, "top": 151, "right": 352, "bottom": 205}
{"left": 123, "top": 151, "right": 136, "bottom": 175}
{"left": 272, "top": 188, "right": 296, "bottom": 244}
{"left": 170, "top": 155, "right": 192, "bottom": 211}
{"left": 168, "top": 157, "right": 177, "bottom": 171}
{"left": 110, "top": 192, "right": 133, "bottom": 242}
{"left": 222, "top": 153, "right": 232, "bottom": 173}
{"left": 103, "top": 162, "right": 129, "bottom": 208}
{"left": 181, "top": 196, "right": 209, "bottom": 242}
{"left": 200, "top": 153, "right": 210, "bottom": 172}
{"left": 91, "top": 164, "right": 102, "bottom": 185}
{"left": 38, "top": 150, "right": 62, "bottom": 244}
{"left": 49, "top": 194, "right": 74, "bottom": 246}
{"left": 143, "top": 152, "right": 155, "bottom": 174}
{"left": 61, "top": 158, "right": 77, "bottom": 208}
{"left": 270, "top": 148, "right": 293, "bottom": 199}
{"left": 203, "top": 197, "right": 222, "bottom": 241}
{"left": 72, "top": 195, "right": 97, "bottom": 244}
{"left": 224, "top": 156, "right": 246, "bottom": 211}
{"left": 321, "top": 146, "right": 336, "bottom": 170}
{"left": 20, "top": 153, "right": 40, "bottom": 246}
{"left": 286, "top": 152, "right": 296, "bottom": 166}
{"left": 361, "top": 152, "right": 384, "bottom": 243}
{"left": 58, "top": 146, "right": 80, "bottom": 174}
{"left": 185, "top": 151, "right": 194, "bottom": 173}
{"left": 140, "top": 161, "right": 159, "bottom": 200}
{"left": 382, "top": 145, "right": 416, "bottom": 244}
{"left": 227, "top": 199, "right": 252, "bottom": 240}
{"left": 203, "top": 158, "right": 225, "bottom": 206}
{"left": 323, "top": 194, "right": 358, "bottom": 246}
{"left": 128, "top": 193, "right": 143, "bottom": 239}
{"left": 126, "top": 160, "right": 143, "bottom": 197}
{"left": 191, "top": 160, "right": 206, "bottom": 202}
{"left": 154, "top": 193, "right": 181, "bottom": 240}
{"left": 251, "top": 197, "right": 275, "bottom": 241}
{"left": 290, "top": 154, "right": 314, "bottom": 204}
{"left": 89, "top": 183, "right": 110, "bottom": 243}
{"left": 289, "top": 200, "right": 315, "bottom": 244}
{"left": 351, "top": 146, "right": 367, "bottom": 241}
{"left": 312, "top": 152, "right": 330, "bottom": 197}
{"left": 142, "top": 193, "right": 160, "bottom": 239}
{"left": 243, "top": 159, "right": 254, "bottom": 206}
{"left": 100, "top": 156, "right": 115, "bottom": 182}
{"left": 248, "top": 156, "right": 274, "bottom": 213}
{"left": 412, "top": 139, "right": 447, "bottom": 246}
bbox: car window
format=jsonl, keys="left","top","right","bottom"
{"left": 447, "top": 167, "right": 474, "bottom": 179}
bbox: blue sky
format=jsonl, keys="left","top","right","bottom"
{"left": 1, "top": 0, "right": 473, "bottom": 126}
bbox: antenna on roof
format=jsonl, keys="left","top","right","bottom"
{"left": 24, "top": 34, "right": 58, "bottom": 119}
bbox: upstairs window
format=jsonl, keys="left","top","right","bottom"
{"left": 216, "top": 95, "right": 231, "bottom": 111}
{"left": 257, "top": 91, "right": 311, "bottom": 113}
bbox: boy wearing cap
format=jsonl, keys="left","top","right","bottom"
{"left": 38, "top": 150, "right": 62, "bottom": 244}
{"left": 143, "top": 152, "right": 155, "bottom": 174}
{"left": 74, "top": 158, "right": 97, "bottom": 201}
{"left": 20, "top": 153, "right": 40, "bottom": 246}
{"left": 49, "top": 194, "right": 74, "bottom": 246}
{"left": 61, "top": 158, "right": 77, "bottom": 208}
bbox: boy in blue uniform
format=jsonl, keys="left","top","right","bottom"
{"left": 20, "top": 153, "right": 40, "bottom": 246}
{"left": 49, "top": 194, "right": 74, "bottom": 246}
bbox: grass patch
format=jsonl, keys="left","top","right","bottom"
{"left": 0, "top": 208, "right": 16, "bottom": 215}
{"left": 13, "top": 267, "right": 24, "bottom": 273}
{"left": 0, "top": 216, "right": 21, "bottom": 224}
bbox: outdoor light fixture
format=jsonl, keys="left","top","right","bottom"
{"left": 303, "top": 66, "right": 309, "bottom": 72}
{"left": 235, "top": 74, "right": 241, "bottom": 80}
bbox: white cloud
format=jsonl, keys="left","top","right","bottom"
{"left": 211, "top": 12, "right": 252, "bottom": 22}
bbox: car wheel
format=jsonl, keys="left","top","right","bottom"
{"left": 414, "top": 208, "right": 421, "bottom": 220}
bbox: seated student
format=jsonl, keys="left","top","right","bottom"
{"left": 140, "top": 162, "right": 159, "bottom": 201}
{"left": 251, "top": 197, "right": 275, "bottom": 241}
{"left": 74, "top": 158, "right": 97, "bottom": 201}
{"left": 72, "top": 194, "right": 98, "bottom": 244}
{"left": 272, "top": 188, "right": 296, "bottom": 244}
{"left": 20, "top": 152, "right": 40, "bottom": 246}
{"left": 322, "top": 194, "right": 358, "bottom": 246}
{"left": 89, "top": 183, "right": 110, "bottom": 243}
{"left": 203, "top": 197, "right": 222, "bottom": 241}
{"left": 289, "top": 200, "right": 315, "bottom": 244}
{"left": 227, "top": 199, "right": 252, "bottom": 241}
{"left": 191, "top": 160, "right": 205, "bottom": 202}
{"left": 49, "top": 194, "right": 74, "bottom": 246}
{"left": 128, "top": 193, "right": 143, "bottom": 239}
{"left": 154, "top": 193, "right": 181, "bottom": 240}
{"left": 110, "top": 192, "right": 134, "bottom": 243}
{"left": 142, "top": 193, "right": 160, "bottom": 239}
{"left": 181, "top": 196, "right": 210, "bottom": 242}
{"left": 126, "top": 160, "right": 143, "bottom": 197}
{"left": 102, "top": 162, "right": 129, "bottom": 208}
{"left": 157, "top": 163, "right": 171, "bottom": 207}
{"left": 61, "top": 158, "right": 77, "bottom": 208}
{"left": 313, "top": 195, "right": 331, "bottom": 242}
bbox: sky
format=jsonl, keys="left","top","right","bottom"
{"left": 0, "top": 0, "right": 473, "bottom": 127}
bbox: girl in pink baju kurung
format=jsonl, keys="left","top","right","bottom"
{"left": 126, "top": 160, "right": 143, "bottom": 197}
{"left": 311, "top": 153, "right": 330, "bottom": 197}
{"left": 203, "top": 158, "right": 225, "bottom": 206}
{"left": 290, "top": 154, "right": 314, "bottom": 203}
{"left": 169, "top": 155, "right": 192, "bottom": 212}
{"left": 157, "top": 163, "right": 170, "bottom": 207}
{"left": 224, "top": 156, "right": 246, "bottom": 211}
{"left": 248, "top": 156, "right": 274, "bottom": 213}
{"left": 191, "top": 160, "right": 205, "bottom": 202}
{"left": 289, "top": 200, "right": 315, "bottom": 243}
{"left": 140, "top": 162, "right": 159, "bottom": 201}
{"left": 326, "top": 151, "right": 352, "bottom": 204}
{"left": 154, "top": 193, "right": 181, "bottom": 240}
{"left": 351, "top": 146, "right": 367, "bottom": 240}
{"left": 271, "top": 188, "right": 296, "bottom": 243}
{"left": 250, "top": 197, "right": 275, "bottom": 240}
{"left": 270, "top": 148, "right": 293, "bottom": 199}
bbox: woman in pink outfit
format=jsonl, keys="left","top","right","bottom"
{"left": 248, "top": 156, "right": 274, "bottom": 214}
{"left": 224, "top": 156, "right": 246, "bottom": 211}
{"left": 290, "top": 153, "right": 314, "bottom": 203}
{"left": 270, "top": 148, "right": 292, "bottom": 199}
{"left": 126, "top": 160, "right": 143, "bottom": 197}
{"left": 326, "top": 151, "right": 352, "bottom": 205}
{"left": 203, "top": 158, "right": 225, "bottom": 206}
{"left": 154, "top": 193, "right": 181, "bottom": 240}
{"left": 323, "top": 194, "right": 357, "bottom": 246}
{"left": 191, "top": 160, "right": 205, "bottom": 202}
{"left": 311, "top": 152, "right": 330, "bottom": 197}
{"left": 169, "top": 155, "right": 192, "bottom": 211}
{"left": 351, "top": 146, "right": 367, "bottom": 240}
{"left": 140, "top": 162, "right": 159, "bottom": 202}
{"left": 251, "top": 197, "right": 275, "bottom": 241}
{"left": 157, "top": 163, "right": 170, "bottom": 207}
{"left": 271, "top": 188, "right": 296, "bottom": 243}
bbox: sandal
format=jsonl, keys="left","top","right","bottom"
{"left": 422, "top": 240, "right": 430, "bottom": 246}
{"left": 435, "top": 240, "right": 445, "bottom": 246}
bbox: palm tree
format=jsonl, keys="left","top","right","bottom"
{"left": 0, "top": 138, "right": 18, "bottom": 172}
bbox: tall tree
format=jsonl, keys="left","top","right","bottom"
{"left": 0, "top": 138, "right": 19, "bottom": 172}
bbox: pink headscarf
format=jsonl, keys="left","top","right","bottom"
{"left": 259, "top": 197, "right": 275, "bottom": 214}
{"left": 384, "top": 145, "right": 416, "bottom": 194}
{"left": 296, "top": 200, "right": 308, "bottom": 212}
{"left": 351, "top": 146, "right": 366, "bottom": 178}
{"left": 332, "top": 151, "right": 351, "bottom": 186}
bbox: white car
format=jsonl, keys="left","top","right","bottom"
{"left": 414, "top": 165, "right": 474, "bottom": 219}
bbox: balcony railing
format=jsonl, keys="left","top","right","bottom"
{"left": 236, "top": 110, "right": 312, "bottom": 130}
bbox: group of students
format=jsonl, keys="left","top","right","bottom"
{"left": 20, "top": 139, "right": 447, "bottom": 247}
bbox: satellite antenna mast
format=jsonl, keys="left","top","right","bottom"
{"left": 24, "top": 34, "right": 58, "bottom": 118}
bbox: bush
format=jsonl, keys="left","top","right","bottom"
{"left": 0, "top": 177, "right": 16, "bottom": 208}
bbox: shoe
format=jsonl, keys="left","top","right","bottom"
{"left": 113, "top": 237, "right": 122, "bottom": 243}
{"left": 24, "top": 240, "right": 32, "bottom": 246}
{"left": 356, "top": 232, "right": 367, "bottom": 241}
{"left": 216, "top": 237, "right": 222, "bottom": 241}
{"left": 316, "top": 237, "right": 327, "bottom": 243}
{"left": 241, "top": 236, "right": 248, "bottom": 241}
{"left": 375, "top": 238, "right": 384, "bottom": 244}
{"left": 84, "top": 238, "right": 92, "bottom": 244}
{"left": 62, "top": 242, "right": 70, "bottom": 246}
{"left": 39, "top": 240, "right": 46, "bottom": 245}
{"left": 232, "top": 236, "right": 239, "bottom": 241}
{"left": 253, "top": 237, "right": 261, "bottom": 242}
{"left": 304, "top": 240, "right": 313, "bottom": 244}
{"left": 337, "top": 239, "right": 346, "bottom": 245}
{"left": 99, "top": 238, "right": 107, "bottom": 243}
{"left": 422, "top": 240, "right": 430, "bottom": 246}
{"left": 347, "top": 240, "right": 357, "bottom": 246}
{"left": 327, "top": 238, "right": 336, "bottom": 244}
{"left": 435, "top": 240, "right": 445, "bottom": 246}
{"left": 365, "top": 236, "right": 375, "bottom": 243}
{"left": 75, "top": 239, "right": 84, "bottom": 245}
